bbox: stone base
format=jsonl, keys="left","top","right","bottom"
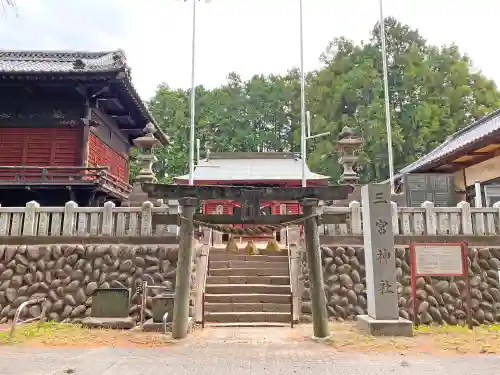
{"left": 311, "top": 334, "right": 333, "bottom": 342}
{"left": 142, "top": 317, "right": 195, "bottom": 333}
{"left": 356, "top": 315, "right": 413, "bottom": 337}
{"left": 81, "top": 317, "right": 136, "bottom": 330}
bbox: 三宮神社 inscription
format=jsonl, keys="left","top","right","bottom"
{"left": 361, "top": 183, "right": 399, "bottom": 320}
{"left": 376, "top": 248, "right": 391, "bottom": 264}
{"left": 414, "top": 245, "right": 463, "bottom": 276}
{"left": 378, "top": 280, "right": 394, "bottom": 295}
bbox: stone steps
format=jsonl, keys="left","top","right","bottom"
{"left": 209, "top": 267, "right": 289, "bottom": 276}
{"left": 206, "top": 275, "right": 290, "bottom": 285}
{"left": 209, "top": 254, "right": 288, "bottom": 262}
{"left": 209, "top": 260, "right": 288, "bottom": 269}
{"left": 204, "top": 311, "right": 291, "bottom": 323}
{"left": 209, "top": 248, "right": 287, "bottom": 255}
{"left": 204, "top": 322, "right": 290, "bottom": 328}
{"left": 202, "top": 247, "right": 292, "bottom": 326}
{"left": 204, "top": 293, "right": 292, "bottom": 304}
{"left": 204, "top": 302, "right": 291, "bottom": 313}
{"left": 205, "top": 283, "right": 290, "bottom": 295}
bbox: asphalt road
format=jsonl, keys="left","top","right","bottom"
{"left": 0, "top": 327, "right": 500, "bottom": 375}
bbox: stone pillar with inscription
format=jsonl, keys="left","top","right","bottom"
{"left": 356, "top": 183, "right": 412, "bottom": 336}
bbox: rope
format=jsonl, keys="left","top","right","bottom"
{"left": 179, "top": 213, "right": 319, "bottom": 236}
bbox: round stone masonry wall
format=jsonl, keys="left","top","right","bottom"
{"left": 0, "top": 244, "right": 183, "bottom": 324}
{"left": 299, "top": 246, "right": 500, "bottom": 326}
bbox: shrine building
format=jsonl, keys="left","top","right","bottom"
{"left": 174, "top": 152, "right": 330, "bottom": 241}
{"left": 393, "top": 109, "right": 500, "bottom": 207}
{"left": 0, "top": 49, "right": 168, "bottom": 206}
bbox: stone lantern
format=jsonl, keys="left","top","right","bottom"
{"left": 337, "top": 126, "right": 362, "bottom": 185}
{"left": 133, "top": 122, "right": 161, "bottom": 184}
{"left": 128, "top": 122, "right": 161, "bottom": 206}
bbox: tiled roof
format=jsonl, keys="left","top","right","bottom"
{"left": 400, "top": 109, "right": 500, "bottom": 174}
{"left": 174, "top": 152, "right": 330, "bottom": 182}
{"left": 0, "top": 49, "right": 168, "bottom": 145}
{"left": 0, "top": 50, "right": 126, "bottom": 73}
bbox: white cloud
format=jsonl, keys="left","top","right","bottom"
{"left": 1, "top": 0, "right": 498, "bottom": 100}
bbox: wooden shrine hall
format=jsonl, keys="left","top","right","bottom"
{"left": 0, "top": 49, "right": 168, "bottom": 206}
{"left": 174, "top": 152, "right": 330, "bottom": 242}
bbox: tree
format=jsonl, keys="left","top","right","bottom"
{"left": 147, "top": 17, "right": 500, "bottom": 184}
{"left": 306, "top": 17, "right": 500, "bottom": 183}
{"left": 0, "top": 0, "right": 18, "bottom": 16}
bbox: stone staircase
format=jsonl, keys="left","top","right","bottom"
{"left": 203, "top": 247, "right": 292, "bottom": 327}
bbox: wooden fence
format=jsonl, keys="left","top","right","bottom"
{"left": 0, "top": 200, "right": 176, "bottom": 237}
{"left": 321, "top": 200, "right": 500, "bottom": 237}
{"left": 0, "top": 199, "right": 499, "bottom": 238}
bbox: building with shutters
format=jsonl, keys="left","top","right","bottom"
{"left": 174, "top": 152, "right": 330, "bottom": 242}
{"left": 0, "top": 50, "right": 168, "bottom": 206}
{"left": 392, "top": 109, "right": 500, "bottom": 207}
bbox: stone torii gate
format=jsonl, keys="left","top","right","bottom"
{"left": 142, "top": 183, "right": 353, "bottom": 339}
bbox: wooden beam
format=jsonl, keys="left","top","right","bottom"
{"left": 142, "top": 183, "right": 354, "bottom": 201}
{"left": 97, "top": 98, "right": 125, "bottom": 113}
{"left": 80, "top": 110, "right": 91, "bottom": 166}
{"left": 151, "top": 213, "right": 349, "bottom": 226}
{"left": 91, "top": 108, "right": 131, "bottom": 146}
{"left": 454, "top": 146, "right": 500, "bottom": 169}
{"left": 421, "top": 133, "right": 500, "bottom": 172}
{"left": 111, "top": 115, "right": 134, "bottom": 126}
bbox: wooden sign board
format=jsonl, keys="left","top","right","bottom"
{"left": 91, "top": 288, "right": 130, "bottom": 318}
{"left": 409, "top": 242, "right": 472, "bottom": 329}
{"left": 412, "top": 244, "right": 464, "bottom": 276}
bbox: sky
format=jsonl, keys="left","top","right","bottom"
{"left": 0, "top": 0, "right": 498, "bottom": 100}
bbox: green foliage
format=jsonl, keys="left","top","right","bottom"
{"left": 146, "top": 17, "right": 500, "bottom": 183}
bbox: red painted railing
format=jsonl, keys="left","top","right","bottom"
{"left": 0, "top": 165, "right": 132, "bottom": 197}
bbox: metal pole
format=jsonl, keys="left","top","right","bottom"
{"left": 196, "top": 138, "right": 201, "bottom": 165}
{"left": 305, "top": 111, "right": 310, "bottom": 161}
{"left": 306, "top": 111, "right": 311, "bottom": 138}
{"left": 188, "top": 0, "right": 197, "bottom": 186}
{"left": 379, "top": 0, "right": 395, "bottom": 193}
{"left": 299, "top": 0, "right": 306, "bottom": 187}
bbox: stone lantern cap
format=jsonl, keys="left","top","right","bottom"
{"left": 133, "top": 122, "right": 162, "bottom": 149}
{"left": 337, "top": 126, "right": 363, "bottom": 149}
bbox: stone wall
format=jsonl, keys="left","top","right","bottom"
{"left": 0, "top": 244, "right": 194, "bottom": 324}
{"left": 300, "top": 246, "right": 500, "bottom": 325}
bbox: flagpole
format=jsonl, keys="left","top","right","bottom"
{"left": 379, "top": 0, "right": 395, "bottom": 193}
{"left": 299, "top": 0, "right": 307, "bottom": 188}
{"left": 188, "top": 0, "right": 197, "bottom": 185}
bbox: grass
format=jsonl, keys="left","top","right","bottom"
{"left": 0, "top": 322, "right": 175, "bottom": 348}
{"left": 4, "top": 320, "right": 500, "bottom": 355}
{"left": 324, "top": 322, "right": 500, "bottom": 355}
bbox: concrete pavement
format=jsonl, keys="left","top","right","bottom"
{"left": 0, "top": 327, "right": 499, "bottom": 375}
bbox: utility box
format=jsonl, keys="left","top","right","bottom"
{"left": 152, "top": 292, "right": 175, "bottom": 323}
